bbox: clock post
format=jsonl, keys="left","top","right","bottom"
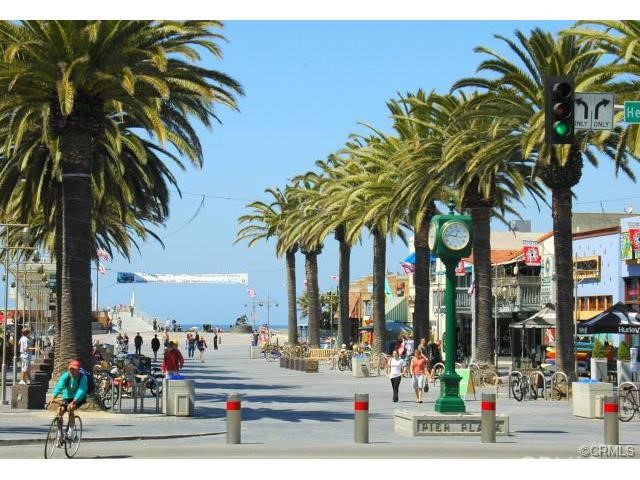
{"left": 428, "top": 202, "right": 473, "bottom": 414}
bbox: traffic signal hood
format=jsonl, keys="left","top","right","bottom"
{"left": 544, "top": 76, "right": 575, "bottom": 145}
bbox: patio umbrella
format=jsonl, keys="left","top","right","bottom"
{"left": 578, "top": 301, "right": 640, "bottom": 335}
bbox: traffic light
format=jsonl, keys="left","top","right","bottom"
{"left": 544, "top": 75, "right": 574, "bottom": 144}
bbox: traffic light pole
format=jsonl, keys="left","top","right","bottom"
{"left": 434, "top": 258, "right": 465, "bottom": 413}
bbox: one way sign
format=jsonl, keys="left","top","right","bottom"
{"left": 574, "top": 92, "right": 615, "bottom": 131}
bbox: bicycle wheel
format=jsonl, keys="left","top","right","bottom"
{"left": 619, "top": 391, "right": 637, "bottom": 422}
{"left": 551, "top": 376, "right": 568, "bottom": 401}
{"left": 103, "top": 383, "right": 120, "bottom": 409}
{"left": 44, "top": 417, "right": 62, "bottom": 459}
{"left": 64, "top": 416, "right": 83, "bottom": 458}
{"left": 511, "top": 378, "right": 524, "bottom": 402}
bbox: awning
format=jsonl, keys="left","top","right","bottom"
{"left": 578, "top": 301, "right": 640, "bottom": 334}
{"left": 385, "top": 297, "right": 408, "bottom": 323}
{"left": 403, "top": 252, "right": 438, "bottom": 264}
{"left": 510, "top": 303, "right": 556, "bottom": 329}
{"left": 348, "top": 292, "right": 361, "bottom": 318}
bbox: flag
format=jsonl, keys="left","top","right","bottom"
{"left": 400, "top": 262, "right": 415, "bottom": 275}
{"left": 467, "top": 282, "right": 475, "bottom": 296}
{"left": 97, "top": 247, "right": 110, "bottom": 262}
{"left": 98, "top": 263, "right": 106, "bottom": 275}
{"left": 523, "top": 245, "right": 541, "bottom": 266}
{"left": 384, "top": 278, "right": 393, "bottom": 302}
{"left": 330, "top": 275, "right": 339, "bottom": 282}
{"left": 247, "top": 288, "right": 257, "bottom": 298}
{"left": 455, "top": 260, "right": 466, "bottom": 276}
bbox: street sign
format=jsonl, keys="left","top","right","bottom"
{"left": 625, "top": 101, "right": 640, "bottom": 124}
{"left": 574, "top": 92, "right": 615, "bottom": 131}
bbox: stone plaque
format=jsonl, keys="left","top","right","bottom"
{"left": 394, "top": 410, "right": 509, "bottom": 437}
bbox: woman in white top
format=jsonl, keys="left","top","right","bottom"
{"left": 387, "top": 350, "right": 406, "bottom": 403}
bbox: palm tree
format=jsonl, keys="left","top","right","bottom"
{"left": 451, "top": 28, "right": 638, "bottom": 379}
{"left": 283, "top": 176, "right": 326, "bottom": 348}
{"left": 0, "top": 21, "right": 243, "bottom": 377}
{"left": 338, "top": 135, "right": 410, "bottom": 354}
{"left": 237, "top": 187, "right": 300, "bottom": 345}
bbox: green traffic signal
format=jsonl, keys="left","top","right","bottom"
{"left": 553, "top": 121, "right": 570, "bottom": 136}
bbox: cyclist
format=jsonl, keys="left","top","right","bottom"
{"left": 50, "top": 360, "right": 88, "bottom": 440}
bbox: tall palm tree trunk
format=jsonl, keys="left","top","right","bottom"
{"left": 305, "top": 250, "right": 321, "bottom": 347}
{"left": 59, "top": 117, "right": 95, "bottom": 381}
{"left": 413, "top": 204, "right": 435, "bottom": 342}
{"left": 470, "top": 206, "right": 492, "bottom": 363}
{"left": 336, "top": 225, "right": 351, "bottom": 346}
{"left": 286, "top": 249, "right": 298, "bottom": 345}
{"left": 372, "top": 230, "right": 386, "bottom": 354}
{"left": 552, "top": 187, "right": 576, "bottom": 381}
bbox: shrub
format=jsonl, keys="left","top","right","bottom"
{"left": 618, "top": 341, "right": 631, "bottom": 361}
{"left": 591, "top": 339, "right": 606, "bottom": 359}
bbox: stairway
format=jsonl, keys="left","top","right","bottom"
{"left": 114, "top": 311, "right": 154, "bottom": 333}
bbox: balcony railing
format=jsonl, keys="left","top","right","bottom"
{"left": 431, "top": 276, "right": 541, "bottom": 314}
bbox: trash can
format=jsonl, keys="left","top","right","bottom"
{"left": 572, "top": 381, "right": 614, "bottom": 418}
{"left": 163, "top": 378, "right": 196, "bottom": 416}
{"left": 249, "top": 346, "right": 262, "bottom": 359}
{"left": 352, "top": 356, "right": 369, "bottom": 378}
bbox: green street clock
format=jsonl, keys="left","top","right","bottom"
{"left": 429, "top": 202, "right": 473, "bottom": 414}
{"left": 428, "top": 210, "right": 473, "bottom": 260}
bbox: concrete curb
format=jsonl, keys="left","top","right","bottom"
{"left": 0, "top": 430, "right": 225, "bottom": 446}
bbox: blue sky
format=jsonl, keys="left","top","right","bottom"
{"left": 97, "top": 20, "right": 640, "bottom": 327}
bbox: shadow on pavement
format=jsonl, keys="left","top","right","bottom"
{"left": 0, "top": 426, "right": 48, "bottom": 434}
{"left": 197, "top": 392, "right": 349, "bottom": 404}
{"left": 195, "top": 382, "right": 296, "bottom": 391}
{"left": 195, "top": 405, "right": 385, "bottom": 422}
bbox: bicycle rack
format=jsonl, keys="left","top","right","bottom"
{"left": 529, "top": 370, "right": 546, "bottom": 400}
{"left": 550, "top": 371, "right": 570, "bottom": 401}
{"left": 431, "top": 362, "right": 445, "bottom": 385}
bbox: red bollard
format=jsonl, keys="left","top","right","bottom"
{"left": 226, "top": 393, "right": 241, "bottom": 444}
{"left": 354, "top": 393, "right": 369, "bottom": 443}
{"left": 481, "top": 392, "right": 496, "bottom": 443}
{"left": 603, "top": 395, "right": 619, "bottom": 445}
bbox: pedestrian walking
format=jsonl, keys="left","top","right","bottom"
{"left": 213, "top": 332, "right": 219, "bottom": 350}
{"left": 388, "top": 350, "right": 405, "bottom": 403}
{"left": 134, "top": 332, "right": 143, "bottom": 355}
{"left": 152, "top": 319, "right": 157, "bottom": 332}
{"left": 410, "top": 349, "right": 428, "bottom": 403}
{"left": 187, "top": 333, "right": 196, "bottom": 359}
{"left": 18, "top": 327, "right": 36, "bottom": 384}
{"left": 218, "top": 327, "right": 222, "bottom": 345}
{"left": 161, "top": 341, "right": 184, "bottom": 378}
{"left": 162, "top": 330, "right": 170, "bottom": 349}
{"left": 197, "top": 337, "right": 208, "bottom": 362}
{"left": 117, "top": 317, "right": 122, "bottom": 332}
{"left": 122, "top": 333, "right": 129, "bottom": 353}
{"left": 151, "top": 334, "right": 160, "bottom": 361}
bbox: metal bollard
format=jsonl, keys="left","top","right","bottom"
{"left": 354, "top": 393, "right": 369, "bottom": 444}
{"left": 603, "top": 395, "right": 619, "bottom": 445}
{"left": 110, "top": 377, "right": 116, "bottom": 413}
{"left": 118, "top": 378, "right": 123, "bottom": 412}
{"left": 481, "top": 392, "right": 496, "bottom": 443}
{"left": 140, "top": 381, "right": 145, "bottom": 413}
{"left": 226, "top": 393, "right": 241, "bottom": 444}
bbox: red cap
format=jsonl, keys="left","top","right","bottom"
{"left": 68, "top": 360, "right": 81, "bottom": 370}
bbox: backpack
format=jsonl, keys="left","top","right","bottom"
{"left": 65, "top": 368, "right": 95, "bottom": 395}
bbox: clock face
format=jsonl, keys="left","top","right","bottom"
{"left": 441, "top": 221, "right": 470, "bottom": 251}
{"left": 428, "top": 222, "right": 437, "bottom": 250}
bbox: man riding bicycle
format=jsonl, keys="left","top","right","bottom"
{"left": 50, "top": 360, "right": 88, "bottom": 440}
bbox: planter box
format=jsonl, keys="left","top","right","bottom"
{"left": 590, "top": 358, "right": 607, "bottom": 382}
{"left": 618, "top": 360, "right": 633, "bottom": 384}
{"left": 11, "top": 382, "right": 47, "bottom": 409}
{"left": 572, "top": 381, "right": 614, "bottom": 418}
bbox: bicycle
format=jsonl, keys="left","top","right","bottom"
{"left": 337, "top": 351, "right": 352, "bottom": 371}
{"left": 511, "top": 372, "right": 537, "bottom": 401}
{"left": 44, "top": 399, "right": 83, "bottom": 458}
{"left": 619, "top": 384, "right": 640, "bottom": 422}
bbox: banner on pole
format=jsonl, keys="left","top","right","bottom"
{"left": 117, "top": 272, "right": 249, "bottom": 285}
{"left": 455, "top": 260, "right": 466, "bottom": 276}
{"left": 523, "top": 245, "right": 541, "bottom": 266}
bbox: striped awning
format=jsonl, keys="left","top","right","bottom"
{"left": 385, "top": 296, "right": 408, "bottom": 323}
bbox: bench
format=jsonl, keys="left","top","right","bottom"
{"left": 306, "top": 348, "right": 338, "bottom": 368}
